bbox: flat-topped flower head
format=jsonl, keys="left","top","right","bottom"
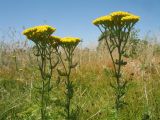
{"left": 92, "top": 11, "right": 140, "bottom": 27}
{"left": 56, "top": 37, "right": 80, "bottom": 49}
{"left": 121, "top": 15, "right": 140, "bottom": 23}
{"left": 110, "top": 11, "right": 133, "bottom": 25}
{"left": 23, "top": 25, "right": 56, "bottom": 42}
{"left": 61, "top": 37, "right": 80, "bottom": 43}
{"left": 93, "top": 15, "right": 112, "bottom": 26}
{"left": 57, "top": 37, "right": 80, "bottom": 44}
{"left": 110, "top": 11, "right": 131, "bottom": 18}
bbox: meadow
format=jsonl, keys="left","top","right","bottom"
{"left": 0, "top": 30, "right": 160, "bottom": 120}
{"left": 0, "top": 12, "right": 160, "bottom": 120}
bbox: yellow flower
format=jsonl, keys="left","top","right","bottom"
{"left": 92, "top": 11, "right": 140, "bottom": 26}
{"left": 110, "top": 11, "right": 131, "bottom": 18}
{"left": 58, "top": 37, "right": 80, "bottom": 44}
{"left": 55, "top": 37, "right": 80, "bottom": 51}
{"left": 93, "top": 15, "right": 112, "bottom": 25}
{"left": 121, "top": 15, "right": 140, "bottom": 23}
{"left": 23, "top": 25, "right": 56, "bottom": 41}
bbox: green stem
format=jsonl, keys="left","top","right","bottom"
{"left": 41, "top": 80, "right": 45, "bottom": 120}
{"left": 115, "top": 28, "right": 123, "bottom": 112}
{"left": 66, "top": 51, "right": 72, "bottom": 120}
{"left": 115, "top": 45, "right": 122, "bottom": 112}
{"left": 66, "top": 75, "right": 71, "bottom": 120}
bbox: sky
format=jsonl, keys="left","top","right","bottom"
{"left": 0, "top": 0, "right": 160, "bottom": 47}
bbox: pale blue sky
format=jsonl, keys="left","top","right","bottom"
{"left": 0, "top": 0, "right": 160, "bottom": 46}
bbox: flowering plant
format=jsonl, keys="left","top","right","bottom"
{"left": 55, "top": 37, "right": 80, "bottom": 120}
{"left": 93, "top": 11, "right": 140, "bottom": 115}
{"left": 23, "top": 25, "right": 60, "bottom": 120}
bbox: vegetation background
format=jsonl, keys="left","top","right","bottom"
{"left": 0, "top": 28, "right": 160, "bottom": 120}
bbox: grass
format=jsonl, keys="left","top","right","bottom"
{"left": 0, "top": 35, "right": 160, "bottom": 119}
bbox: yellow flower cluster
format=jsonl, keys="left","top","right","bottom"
{"left": 121, "top": 15, "right": 140, "bottom": 23}
{"left": 92, "top": 16, "right": 112, "bottom": 26}
{"left": 92, "top": 11, "right": 140, "bottom": 26}
{"left": 23, "top": 25, "right": 56, "bottom": 41}
{"left": 110, "top": 11, "right": 131, "bottom": 18}
{"left": 23, "top": 25, "right": 81, "bottom": 48}
{"left": 56, "top": 37, "right": 80, "bottom": 44}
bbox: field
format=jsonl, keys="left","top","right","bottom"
{"left": 0, "top": 28, "right": 160, "bottom": 120}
